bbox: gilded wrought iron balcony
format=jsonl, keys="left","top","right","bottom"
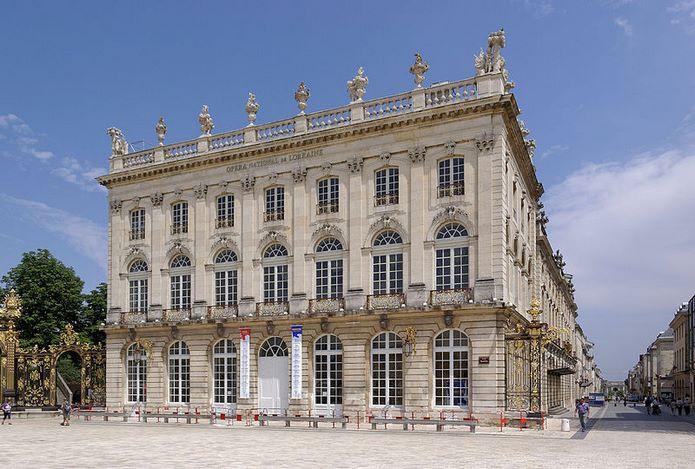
{"left": 429, "top": 288, "right": 473, "bottom": 306}
{"left": 207, "top": 304, "right": 238, "bottom": 320}
{"left": 437, "top": 182, "right": 465, "bottom": 198}
{"left": 170, "top": 223, "right": 188, "bottom": 235}
{"left": 263, "top": 209, "right": 285, "bottom": 222}
{"left": 163, "top": 308, "right": 191, "bottom": 321}
{"left": 309, "top": 297, "right": 345, "bottom": 314}
{"left": 316, "top": 201, "right": 339, "bottom": 215}
{"left": 121, "top": 311, "right": 147, "bottom": 324}
{"left": 129, "top": 228, "right": 145, "bottom": 240}
{"left": 215, "top": 216, "right": 234, "bottom": 229}
{"left": 256, "top": 301, "right": 289, "bottom": 316}
{"left": 374, "top": 193, "right": 399, "bottom": 207}
{"left": 368, "top": 293, "right": 405, "bottom": 310}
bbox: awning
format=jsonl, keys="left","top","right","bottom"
{"left": 548, "top": 366, "right": 575, "bottom": 376}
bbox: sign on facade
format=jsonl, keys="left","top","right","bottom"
{"left": 239, "top": 327, "right": 251, "bottom": 399}
{"left": 291, "top": 325, "right": 302, "bottom": 399}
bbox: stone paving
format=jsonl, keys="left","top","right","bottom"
{"left": 1, "top": 404, "right": 694, "bottom": 468}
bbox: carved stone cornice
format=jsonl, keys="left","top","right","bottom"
{"left": 408, "top": 145, "right": 426, "bottom": 163}
{"left": 292, "top": 167, "right": 307, "bottom": 183}
{"left": 348, "top": 156, "right": 364, "bottom": 173}
{"left": 151, "top": 192, "right": 164, "bottom": 206}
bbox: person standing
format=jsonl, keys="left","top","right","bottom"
{"left": 645, "top": 395, "right": 653, "bottom": 415}
{"left": 60, "top": 399, "right": 71, "bottom": 426}
{"left": 576, "top": 398, "right": 590, "bottom": 432}
{"left": 1, "top": 400, "right": 11, "bottom": 425}
{"left": 671, "top": 399, "right": 677, "bottom": 415}
{"left": 677, "top": 397, "right": 683, "bottom": 416}
{"left": 685, "top": 396, "right": 691, "bottom": 416}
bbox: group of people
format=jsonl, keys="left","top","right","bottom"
{"left": 668, "top": 396, "right": 692, "bottom": 416}
{"left": 2, "top": 398, "right": 73, "bottom": 426}
{"left": 643, "top": 395, "right": 692, "bottom": 417}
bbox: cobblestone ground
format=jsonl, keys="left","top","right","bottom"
{"left": 1, "top": 404, "right": 694, "bottom": 468}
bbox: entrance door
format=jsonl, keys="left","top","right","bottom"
{"left": 258, "top": 337, "right": 289, "bottom": 412}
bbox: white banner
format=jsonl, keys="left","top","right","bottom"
{"left": 239, "top": 327, "right": 251, "bottom": 399}
{"left": 291, "top": 325, "right": 303, "bottom": 399}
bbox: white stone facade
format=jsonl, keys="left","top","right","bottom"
{"left": 99, "top": 34, "right": 595, "bottom": 421}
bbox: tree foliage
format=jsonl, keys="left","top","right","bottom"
{"left": 79, "top": 282, "right": 107, "bottom": 344}
{"left": 2, "top": 249, "right": 85, "bottom": 348}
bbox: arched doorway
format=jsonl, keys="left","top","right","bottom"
{"left": 258, "top": 337, "right": 289, "bottom": 412}
{"left": 56, "top": 350, "right": 83, "bottom": 405}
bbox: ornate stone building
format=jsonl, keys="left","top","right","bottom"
{"left": 99, "top": 30, "right": 596, "bottom": 421}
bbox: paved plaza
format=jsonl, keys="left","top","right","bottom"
{"left": 1, "top": 404, "right": 694, "bottom": 468}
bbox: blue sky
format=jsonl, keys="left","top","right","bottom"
{"left": 2, "top": 0, "right": 695, "bottom": 379}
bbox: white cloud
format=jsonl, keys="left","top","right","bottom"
{"left": 669, "top": 1, "right": 695, "bottom": 31}
{"left": 614, "top": 17, "right": 634, "bottom": 36}
{"left": 0, "top": 113, "right": 53, "bottom": 160}
{"left": 520, "top": 0, "right": 555, "bottom": 17}
{"left": 539, "top": 144, "right": 570, "bottom": 160}
{"left": 544, "top": 147, "right": 695, "bottom": 378}
{"left": 0, "top": 194, "right": 107, "bottom": 271}
{"left": 51, "top": 157, "right": 106, "bottom": 192}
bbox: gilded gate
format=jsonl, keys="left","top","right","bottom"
{"left": 0, "top": 290, "right": 106, "bottom": 408}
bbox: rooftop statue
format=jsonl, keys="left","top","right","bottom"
{"left": 474, "top": 28, "right": 515, "bottom": 91}
{"left": 198, "top": 105, "right": 214, "bottom": 136}
{"left": 409, "top": 53, "right": 429, "bottom": 88}
{"left": 107, "top": 127, "right": 129, "bottom": 156}
{"left": 246, "top": 92, "right": 260, "bottom": 125}
{"left": 294, "top": 82, "right": 310, "bottom": 114}
{"left": 155, "top": 117, "right": 167, "bottom": 146}
{"left": 347, "top": 67, "right": 368, "bottom": 102}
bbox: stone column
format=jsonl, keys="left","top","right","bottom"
{"left": 194, "top": 185, "right": 208, "bottom": 304}
{"left": 150, "top": 193, "right": 165, "bottom": 308}
{"left": 407, "top": 146, "right": 428, "bottom": 307}
{"left": 240, "top": 178, "right": 256, "bottom": 300}
{"left": 109, "top": 199, "right": 124, "bottom": 311}
{"left": 473, "top": 136, "right": 496, "bottom": 302}
{"left": 290, "top": 168, "right": 309, "bottom": 314}
{"left": 346, "top": 157, "right": 365, "bottom": 310}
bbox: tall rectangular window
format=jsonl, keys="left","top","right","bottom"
{"left": 263, "top": 265, "right": 288, "bottom": 302}
{"left": 129, "top": 279, "right": 148, "bottom": 312}
{"left": 375, "top": 168, "right": 399, "bottom": 206}
{"left": 438, "top": 157, "right": 465, "bottom": 197}
{"left": 215, "top": 270, "right": 238, "bottom": 306}
{"left": 316, "top": 259, "right": 343, "bottom": 299}
{"left": 435, "top": 247, "right": 469, "bottom": 291}
{"left": 130, "top": 209, "right": 145, "bottom": 240}
{"left": 171, "top": 202, "right": 189, "bottom": 234}
{"left": 216, "top": 195, "right": 234, "bottom": 228}
{"left": 372, "top": 253, "right": 403, "bottom": 295}
{"left": 317, "top": 177, "right": 339, "bottom": 214}
{"left": 170, "top": 274, "right": 191, "bottom": 309}
{"left": 264, "top": 187, "right": 285, "bottom": 222}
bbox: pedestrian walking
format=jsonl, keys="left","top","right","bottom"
{"left": 1, "top": 400, "right": 11, "bottom": 425}
{"left": 576, "top": 398, "right": 590, "bottom": 432}
{"left": 645, "top": 396, "right": 653, "bottom": 415}
{"left": 677, "top": 397, "right": 683, "bottom": 416}
{"left": 670, "top": 400, "right": 676, "bottom": 415}
{"left": 60, "top": 399, "right": 71, "bottom": 426}
{"left": 685, "top": 396, "right": 691, "bottom": 416}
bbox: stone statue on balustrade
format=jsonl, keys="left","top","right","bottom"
{"left": 155, "top": 117, "right": 167, "bottom": 146}
{"left": 246, "top": 92, "right": 260, "bottom": 125}
{"left": 107, "top": 127, "right": 128, "bottom": 156}
{"left": 347, "top": 67, "right": 368, "bottom": 102}
{"left": 409, "top": 53, "right": 429, "bottom": 88}
{"left": 198, "top": 105, "right": 214, "bottom": 136}
{"left": 474, "top": 28, "right": 507, "bottom": 76}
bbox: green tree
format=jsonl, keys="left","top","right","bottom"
{"left": 79, "top": 282, "right": 107, "bottom": 344}
{"left": 2, "top": 249, "right": 84, "bottom": 348}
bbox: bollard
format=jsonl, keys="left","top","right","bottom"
{"left": 561, "top": 418, "right": 570, "bottom": 432}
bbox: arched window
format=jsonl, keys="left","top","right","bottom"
{"left": 214, "top": 250, "right": 239, "bottom": 306}
{"left": 170, "top": 255, "right": 192, "bottom": 310}
{"left": 314, "top": 335, "right": 343, "bottom": 408}
{"left": 371, "top": 332, "right": 403, "bottom": 406}
{"left": 168, "top": 341, "right": 190, "bottom": 404}
{"left": 128, "top": 260, "right": 149, "bottom": 312}
{"left": 435, "top": 223, "right": 469, "bottom": 291}
{"left": 433, "top": 330, "right": 469, "bottom": 407}
{"left": 171, "top": 201, "right": 188, "bottom": 234}
{"left": 259, "top": 337, "right": 288, "bottom": 357}
{"left": 262, "top": 244, "right": 289, "bottom": 303}
{"left": 315, "top": 238, "right": 344, "bottom": 300}
{"left": 437, "top": 157, "right": 465, "bottom": 198}
{"left": 213, "top": 339, "right": 237, "bottom": 405}
{"left": 317, "top": 177, "right": 340, "bottom": 214}
{"left": 126, "top": 343, "right": 147, "bottom": 403}
{"left": 375, "top": 167, "right": 399, "bottom": 206}
{"left": 372, "top": 231, "right": 404, "bottom": 295}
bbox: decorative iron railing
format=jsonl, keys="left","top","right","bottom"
{"left": 374, "top": 193, "right": 399, "bottom": 207}
{"left": 316, "top": 201, "right": 339, "bottom": 215}
{"left": 121, "top": 311, "right": 147, "bottom": 324}
{"left": 215, "top": 216, "right": 234, "bottom": 229}
{"left": 207, "top": 305, "right": 239, "bottom": 320}
{"left": 429, "top": 288, "right": 473, "bottom": 306}
{"left": 256, "top": 301, "right": 289, "bottom": 316}
{"left": 437, "top": 182, "right": 465, "bottom": 198}
{"left": 367, "top": 293, "right": 405, "bottom": 310}
{"left": 263, "top": 209, "right": 285, "bottom": 222}
{"left": 163, "top": 308, "right": 191, "bottom": 321}
{"left": 309, "top": 297, "right": 345, "bottom": 314}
